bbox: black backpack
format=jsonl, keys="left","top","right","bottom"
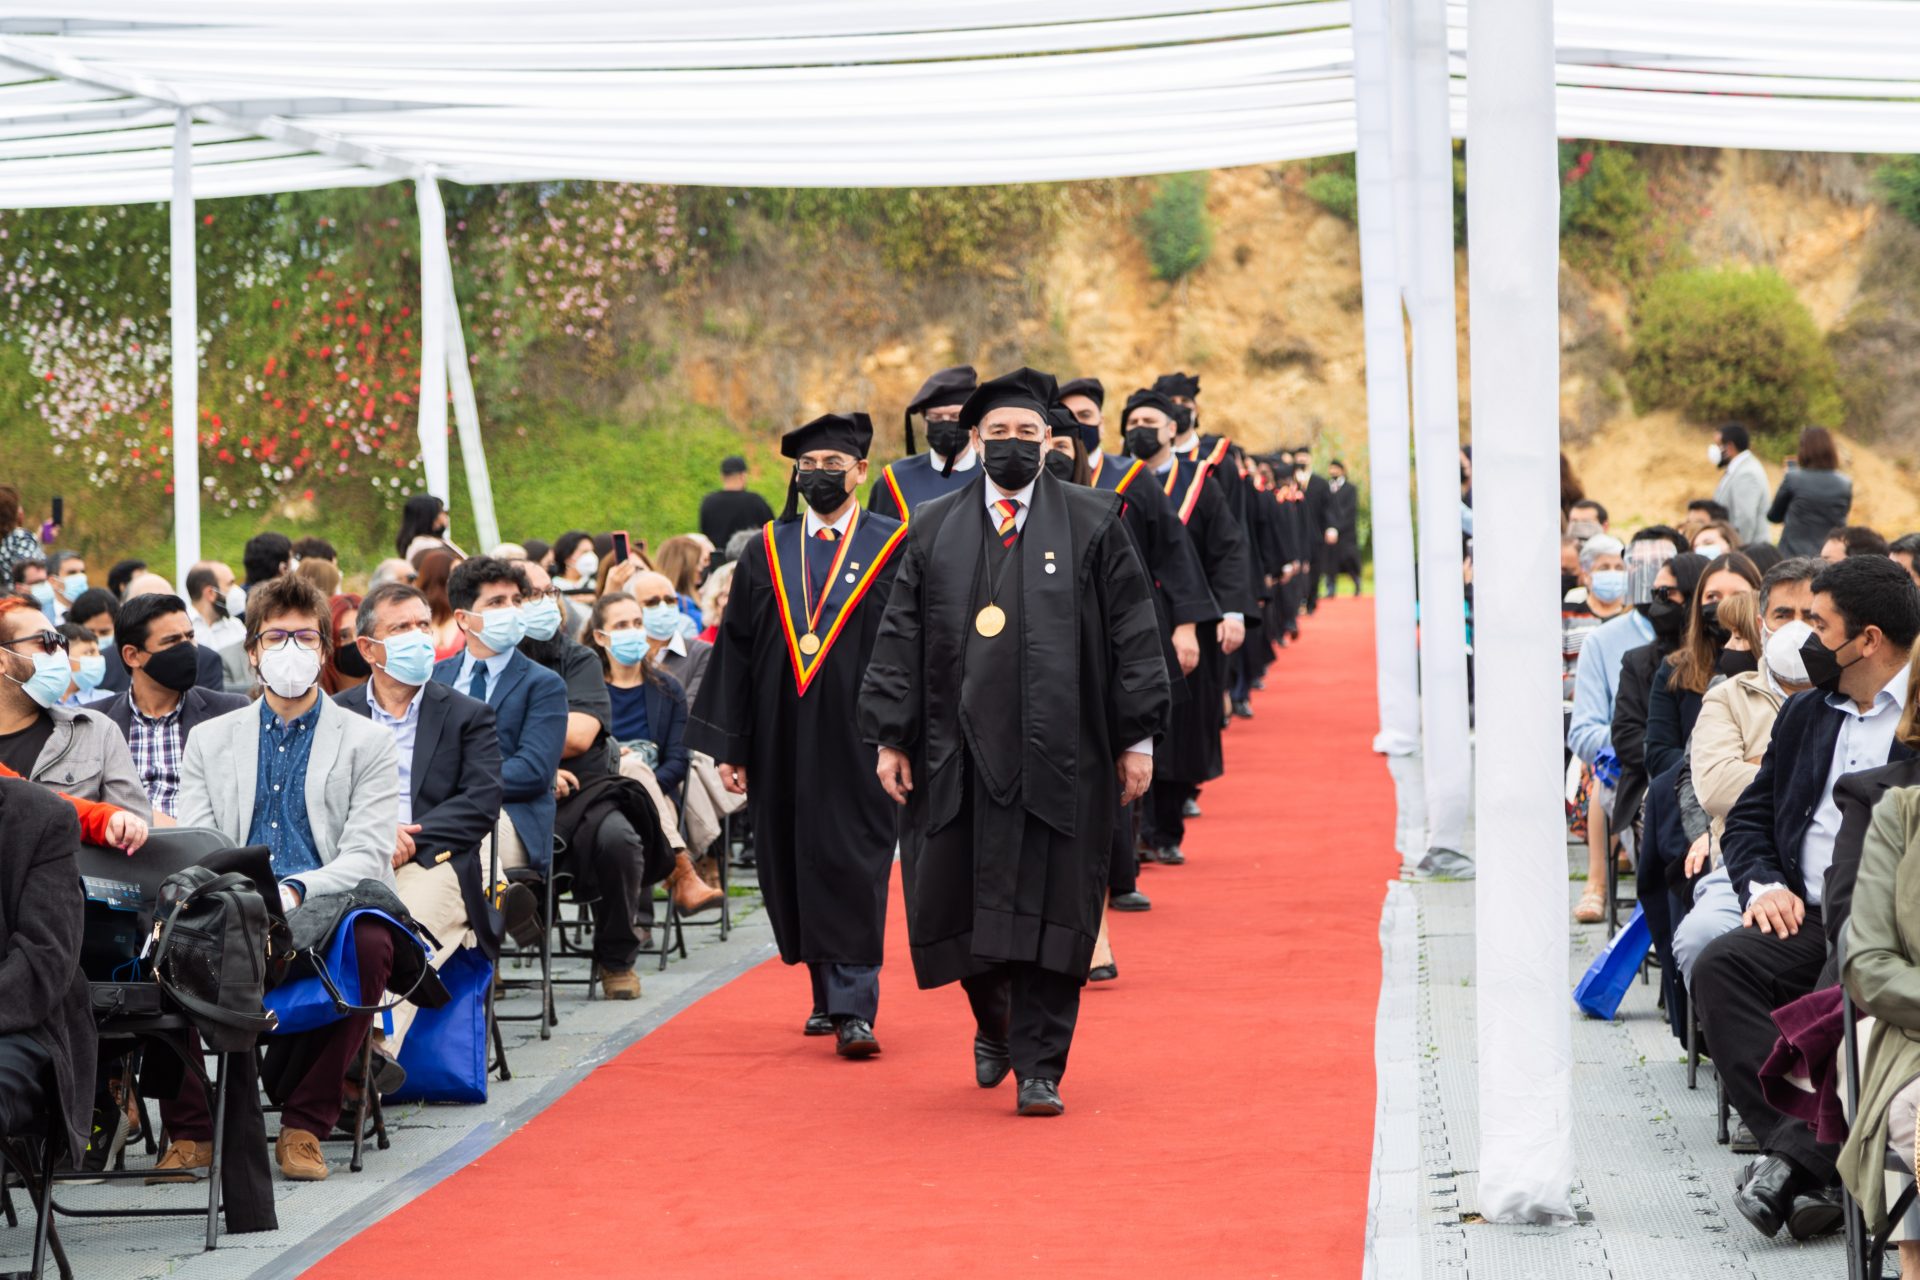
{"left": 150, "top": 867, "right": 283, "bottom": 1051}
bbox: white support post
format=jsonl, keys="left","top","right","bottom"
{"left": 1399, "top": 0, "right": 1472, "bottom": 862}
{"left": 1469, "top": 0, "right": 1576, "bottom": 1225}
{"left": 169, "top": 110, "right": 200, "bottom": 590}
{"left": 415, "top": 172, "right": 451, "bottom": 503}
{"left": 1352, "top": 0, "right": 1420, "bottom": 758}
{"left": 442, "top": 271, "right": 500, "bottom": 553}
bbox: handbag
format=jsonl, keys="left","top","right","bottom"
{"left": 150, "top": 867, "right": 281, "bottom": 1051}
{"left": 1572, "top": 904, "right": 1652, "bottom": 1021}
{"left": 264, "top": 906, "right": 431, "bottom": 1036}
{"left": 387, "top": 946, "right": 494, "bottom": 1104}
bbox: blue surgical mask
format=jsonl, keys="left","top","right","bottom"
{"left": 71, "top": 654, "right": 106, "bottom": 693}
{"left": 1588, "top": 569, "right": 1628, "bottom": 604}
{"left": 467, "top": 605, "right": 526, "bottom": 653}
{"left": 27, "top": 581, "right": 54, "bottom": 607}
{"left": 7, "top": 650, "right": 73, "bottom": 709}
{"left": 606, "top": 630, "right": 650, "bottom": 667}
{"left": 62, "top": 572, "right": 88, "bottom": 599}
{"left": 520, "top": 598, "right": 562, "bottom": 642}
{"left": 374, "top": 630, "right": 437, "bottom": 687}
{"left": 641, "top": 602, "right": 682, "bottom": 641}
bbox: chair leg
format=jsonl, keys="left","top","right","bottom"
{"left": 1716, "top": 1074, "right": 1730, "bottom": 1146}
{"left": 718, "top": 815, "right": 732, "bottom": 942}
{"left": 540, "top": 874, "right": 556, "bottom": 1038}
{"left": 204, "top": 1052, "right": 228, "bottom": 1251}
{"left": 1605, "top": 844, "right": 1618, "bottom": 940}
{"left": 1686, "top": 1003, "right": 1699, "bottom": 1090}
{"left": 488, "top": 974, "right": 512, "bottom": 1083}
{"left": 349, "top": 1036, "right": 372, "bottom": 1174}
{"left": 2, "top": 1147, "right": 17, "bottom": 1229}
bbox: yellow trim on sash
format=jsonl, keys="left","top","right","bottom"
{"left": 764, "top": 519, "right": 908, "bottom": 697}
{"left": 883, "top": 465, "right": 910, "bottom": 523}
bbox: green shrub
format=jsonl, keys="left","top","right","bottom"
{"left": 767, "top": 185, "right": 1058, "bottom": 274}
{"left": 1304, "top": 172, "right": 1358, "bottom": 224}
{"left": 1137, "top": 173, "right": 1214, "bottom": 282}
{"left": 1560, "top": 144, "right": 1653, "bottom": 279}
{"left": 1875, "top": 156, "right": 1920, "bottom": 229}
{"left": 1627, "top": 267, "right": 1842, "bottom": 440}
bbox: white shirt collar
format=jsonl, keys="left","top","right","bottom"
{"left": 803, "top": 503, "right": 858, "bottom": 539}
{"left": 1172, "top": 434, "right": 1199, "bottom": 455}
{"left": 1828, "top": 665, "right": 1910, "bottom": 718}
{"left": 656, "top": 629, "right": 689, "bottom": 659}
{"left": 368, "top": 681, "right": 426, "bottom": 726}
{"left": 927, "top": 445, "right": 979, "bottom": 473}
{"left": 984, "top": 477, "right": 1038, "bottom": 511}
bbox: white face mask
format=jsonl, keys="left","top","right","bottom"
{"left": 224, "top": 584, "right": 248, "bottom": 620}
{"left": 256, "top": 645, "right": 323, "bottom": 699}
{"left": 1707, "top": 442, "right": 1725, "bottom": 468}
{"left": 571, "top": 551, "right": 599, "bottom": 581}
{"left": 1764, "top": 619, "right": 1813, "bottom": 686}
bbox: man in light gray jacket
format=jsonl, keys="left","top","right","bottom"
{"left": 1711, "top": 422, "right": 1771, "bottom": 546}
{"left": 160, "top": 575, "right": 401, "bottom": 1185}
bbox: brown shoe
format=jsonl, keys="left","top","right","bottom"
{"left": 599, "top": 966, "right": 642, "bottom": 1000}
{"left": 275, "top": 1128, "right": 329, "bottom": 1181}
{"left": 669, "top": 852, "right": 725, "bottom": 917}
{"left": 146, "top": 1139, "right": 212, "bottom": 1184}
{"left": 693, "top": 853, "right": 722, "bottom": 890}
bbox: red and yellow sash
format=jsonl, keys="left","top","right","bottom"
{"left": 881, "top": 465, "right": 910, "bottom": 523}
{"left": 763, "top": 514, "right": 908, "bottom": 697}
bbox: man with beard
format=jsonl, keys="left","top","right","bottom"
{"left": 691, "top": 413, "right": 907, "bottom": 1058}
{"left": 1120, "top": 388, "right": 1254, "bottom": 866}
{"left": 868, "top": 366, "right": 980, "bottom": 522}
{"left": 859, "top": 367, "right": 1170, "bottom": 1116}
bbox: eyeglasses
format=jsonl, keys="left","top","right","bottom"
{"left": 255, "top": 628, "right": 324, "bottom": 652}
{"left": 522, "top": 586, "right": 561, "bottom": 603}
{"left": 1, "top": 630, "right": 67, "bottom": 655}
{"left": 794, "top": 461, "right": 851, "bottom": 476}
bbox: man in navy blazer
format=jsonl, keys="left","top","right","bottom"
{"left": 430, "top": 558, "right": 567, "bottom": 881}
{"left": 1697, "top": 554, "right": 1920, "bottom": 1243}
{"left": 338, "top": 582, "right": 506, "bottom": 1055}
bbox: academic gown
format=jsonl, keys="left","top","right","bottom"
{"left": 868, "top": 451, "right": 975, "bottom": 522}
{"left": 1154, "top": 453, "right": 1254, "bottom": 785}
{"left": 686, "top": 511, "right": 907, "bottom": 967}
{"left": 857, "top": 472, "right": 1171, "bottom": 986}
{"left": 1092, "top": 454, "right": 1217, "bottom": 701}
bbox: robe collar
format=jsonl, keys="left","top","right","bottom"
{"left": 763, "top": 512, "right": 907, "bottom": 696}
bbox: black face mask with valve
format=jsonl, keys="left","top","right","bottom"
{"left": 795, "top": 468, "right": 852, "bottom": 516}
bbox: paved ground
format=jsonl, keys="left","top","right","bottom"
{"left": 0, "top": 881, "right": 772, "bottom": 1280}
{"left": 1375, "top": 755, "right": 1851, "bottom": 1278}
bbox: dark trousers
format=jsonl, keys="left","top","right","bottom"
{"left": 1145, "top": 780, "right": 1195, "bottom": 849}
{"left": 0, "top": 1032, "right": 55, "bottom": 1143}
{"left": 962, "top": 964, "right": 1083, "bottom": 1084}
{"left": 1692, "top": 911, "right": 1834, "bottom": 1184}
{"left": 1229, "top": 647, "right": 1252, "bottom": 702}
{"left": 584, "top": 810, "right": 668, "bottom": 969}
{"left": 164, "top": 921, "right": 394, "bottom": 1141}
{"left": 1108, "top": 799, "right": 1139, "bottom": 898}
{"left": 809, "top": 963, "right": 880, "bottom": 1024}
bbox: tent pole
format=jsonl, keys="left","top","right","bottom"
{"left": 1352, "top": 0, "right": 1420, "bottom": 759}
{"left": 1400, "top": 0, "right": 1472, "bottom": 863}
{"left": 442, "top": 268, "right": 499, "bottom": 553}
{"left": 169, "top": 109, "right": 200, "bottom": 590}
{"left": 414, "top": 172, "right": 451, "bottom": 503}
{"left": 1469, "top": 0, "right": 1576, "bottom": 1225}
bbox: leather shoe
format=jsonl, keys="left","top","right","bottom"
{"left": 803, "top": 1008, "right": 834, "bottom": 1037}
{"left": 1729, "top": 1120, "right": 1759, "bottom": 1154}
{"left": 835, "top": 1018, "right": 881, "bottom": 1059}
{"left": 974, "top": 1036, "right": 1012, "bottom": 1088}
{"left": 1153, "top": 844, "right": 1186, "bottom": 866}
{"left": 1785, "top": 1185, "right": 1844, "bottom": 1241}
{"left": 1110, "top": 891, "right": 1152, "bottom": 912}
{"left": 1181, "top": 798, "right": 1203, "bottom": 819}
{"left": 1231, "top": 698, "right": 1254, "bottom": 719}
{"left": 1016, "top": 1078, "right": 1064, "bottom": 1116}
{"left": 499, "top": 880, "right": 543, "bottom": 950}
{"left": 1732, "top": 1155, "right": 1800, "bottom": 1238}
{"left": 1088, "top": 963, "right": 1117, "bottom": 983}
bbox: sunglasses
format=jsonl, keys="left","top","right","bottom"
{"left": 2, "top": 630, "right": 68, "bottom": 656}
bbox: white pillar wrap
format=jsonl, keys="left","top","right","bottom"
{"left": 1468, "top": 0, "right": 1577, "bottom": 1225}
{"left": 1352, "top": 0, "right": 1420, "bottom": 758}
{"left": 169, "top": 110, "right": 200, "bottom": 589}
{"left": 414, "top": 173, "right": 451, "bottom": 503}
{"left": 441, "top": 270, "right": 500, "bottom": 553}
{"left": 1403, "top": 0, "right": 1472, "bottom": 853}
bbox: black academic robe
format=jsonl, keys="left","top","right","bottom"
{"left": 1155, "top": 454, "right": 1254, "bottom": 785}
{"left": 857, "top": 472, "right": 1171, "bottom": 986}
{"left": 686, "top": 509, "right": 906, "bottom": 967}
{"left": 1327, "top": 480, "right": 1362, "bottom": 576}
{"left": 868, "top": 452, "right": 976, "bottom": 522}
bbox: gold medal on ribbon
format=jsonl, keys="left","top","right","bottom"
{"left": 799, "top": 631, "right": 822, "bottom": 655}
{"left": 974, "top": 604, "right": 1006, "bottom": 638}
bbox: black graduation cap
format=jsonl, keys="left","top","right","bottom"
{"left": 1152, "top": 371, "right": 1201, "bottom": 400}
{"left": 945, "top": 368, "right": 1058, "bottom": 477}
{"left": 1045, "top": 402, "right": 1082, "bottom": 438}
{"left": 902, "top": 365, "right": 977, "bottom": 456}
{"left": 1057, "top": 376, "right": 1105, "bottom": 409}
{"left": 1121, "top": 387, "right": 1181, "bottom": 423}
{"left": 779, "top": 413, "right": 873, "bottom": 518}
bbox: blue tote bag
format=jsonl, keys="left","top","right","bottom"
{"left": 1572, "top": 904, "right": 1652, "bottom": 1021}
{"left": 264, "top": 906, "right": 426, "bottom": 1036}
{"left": 387, "top": 946, "right": 493, "bottom": 1104}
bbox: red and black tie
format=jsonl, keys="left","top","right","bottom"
{"left": 993, "top": 499, "right": 1021, "bottom": 548}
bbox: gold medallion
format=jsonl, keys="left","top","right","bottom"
{"left": 799, "top": 631, "right": 822, "bottom": 655}
{"left": 975, "top": 604, "right": 1006, "bottom": 638}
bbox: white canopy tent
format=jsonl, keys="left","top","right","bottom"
{"left": 4, "top": 0, "right": 1919, "bottom": 1227}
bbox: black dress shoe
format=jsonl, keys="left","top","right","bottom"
{"left": 1181, "top": 798, "right": 1202, "bottom": 819}
{"left": 1732, "top": 1155, "right": 1800, "bottom": 1238}
{"left": 1016, "top": 1078, "right": 1064, "bottom": 1116}
{"left": 1110, "top": 891, "right": 1152, "bottom": 912}
{"left": 1154, "top": 844, "right": 1186, "bottom": 866}
{"left": 803, "top": 1009, "right": 834, "bottom": 1037}
{"left": 1251, "top": 677, "right": 1266, "bottom": 691}
{"left": 1088, "top": 963, "right": 1117, "bottom": 983}
{"left": 974, "top": 1036, "right": 1012, "bottom": 1089}
{"left": 1729, "top": 1121, "right": 1759, "bottom": 1154}
{"left": 1231, "top": 699, "right": 1254, "bottom": 719}
{"left": 835, "top": 1018, "right": 881, "bottom": 1059}
{"left": 1785, "top": 1186, "right": 1844, "bottom": 1241}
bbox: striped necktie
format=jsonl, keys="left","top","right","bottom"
{"left": 993, "top": 498, "right": 1021, "bottom": 547}
{"left": 815, "top": 527, "right": 839, "bottom": 542}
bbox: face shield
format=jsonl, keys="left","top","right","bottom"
{"left": 1623, "top": 539, "right": 1676, "bottom": 606}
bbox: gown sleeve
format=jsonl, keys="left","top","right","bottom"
{"left": 1097, "top": 517, "right": 1175, "bottom": 754}
{"left": 686, "top": 536, "right": 763, "bottom": 765}
{"left": 856, "top": 532, "right": 926, "bottom": 752}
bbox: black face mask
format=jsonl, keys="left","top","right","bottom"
{"left": 1646, "top": 597, "right": 1686, "bottom": 646}
{"left": 924, "top": 420, "right": 970, "bottom": 460}
{"left": 1799, "top": 631, "right": 1856, "bottom": 695}
{"left": 332, "top": 643, "right": 371, "bottom": 679}
{"left": 1561, "top": 571, "right": 1580, "bottom": 598}
{"left": 982, "top": 438, "right": 1042, "bottom": 490}
{"left": 1699, "top": 600, "right": 1731, "bottom": 646}
{"left": 795, "top": 468, "right": 852, "bottom": 516}
{"left": 1077, "top": 423, "right": 1102, "bottom": 454}
{"left": 1714, "top": 648, "right": 1758, "bottom": 678}
{"left": 1043, "top": 450, "right": 1076, "bottom": 482}
{"left": 432, "top": 520, "right": 449, "bottom": 538}
{"left": 142, "top": 640, "right": 200, "bottom": 693}
{"left": 1125, "top": 426, "right": 1164, "bottom": 461}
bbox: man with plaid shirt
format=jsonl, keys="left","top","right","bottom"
{"left": 101, "top": 594, "right": 245, "bottom": 819}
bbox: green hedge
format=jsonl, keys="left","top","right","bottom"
{"left": 1137, "top": 173, "right": 1214, "bottom": 282}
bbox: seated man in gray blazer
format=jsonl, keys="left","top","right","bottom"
{"left": 156, "top": 575, "right": 400, "bottom": 1186}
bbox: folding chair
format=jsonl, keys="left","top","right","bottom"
{"left": 493, "top": 837, "right": 563, "bottom": 1041}
{"left": 250, "top": 1033, "right": 388, "bottom": 1175}
{"left": 0, "top": 1109, "right": 69, "bottom": 1279}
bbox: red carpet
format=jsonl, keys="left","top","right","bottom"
{"left": 307, "top": 597, "right": 1398, "bottom": 1278}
